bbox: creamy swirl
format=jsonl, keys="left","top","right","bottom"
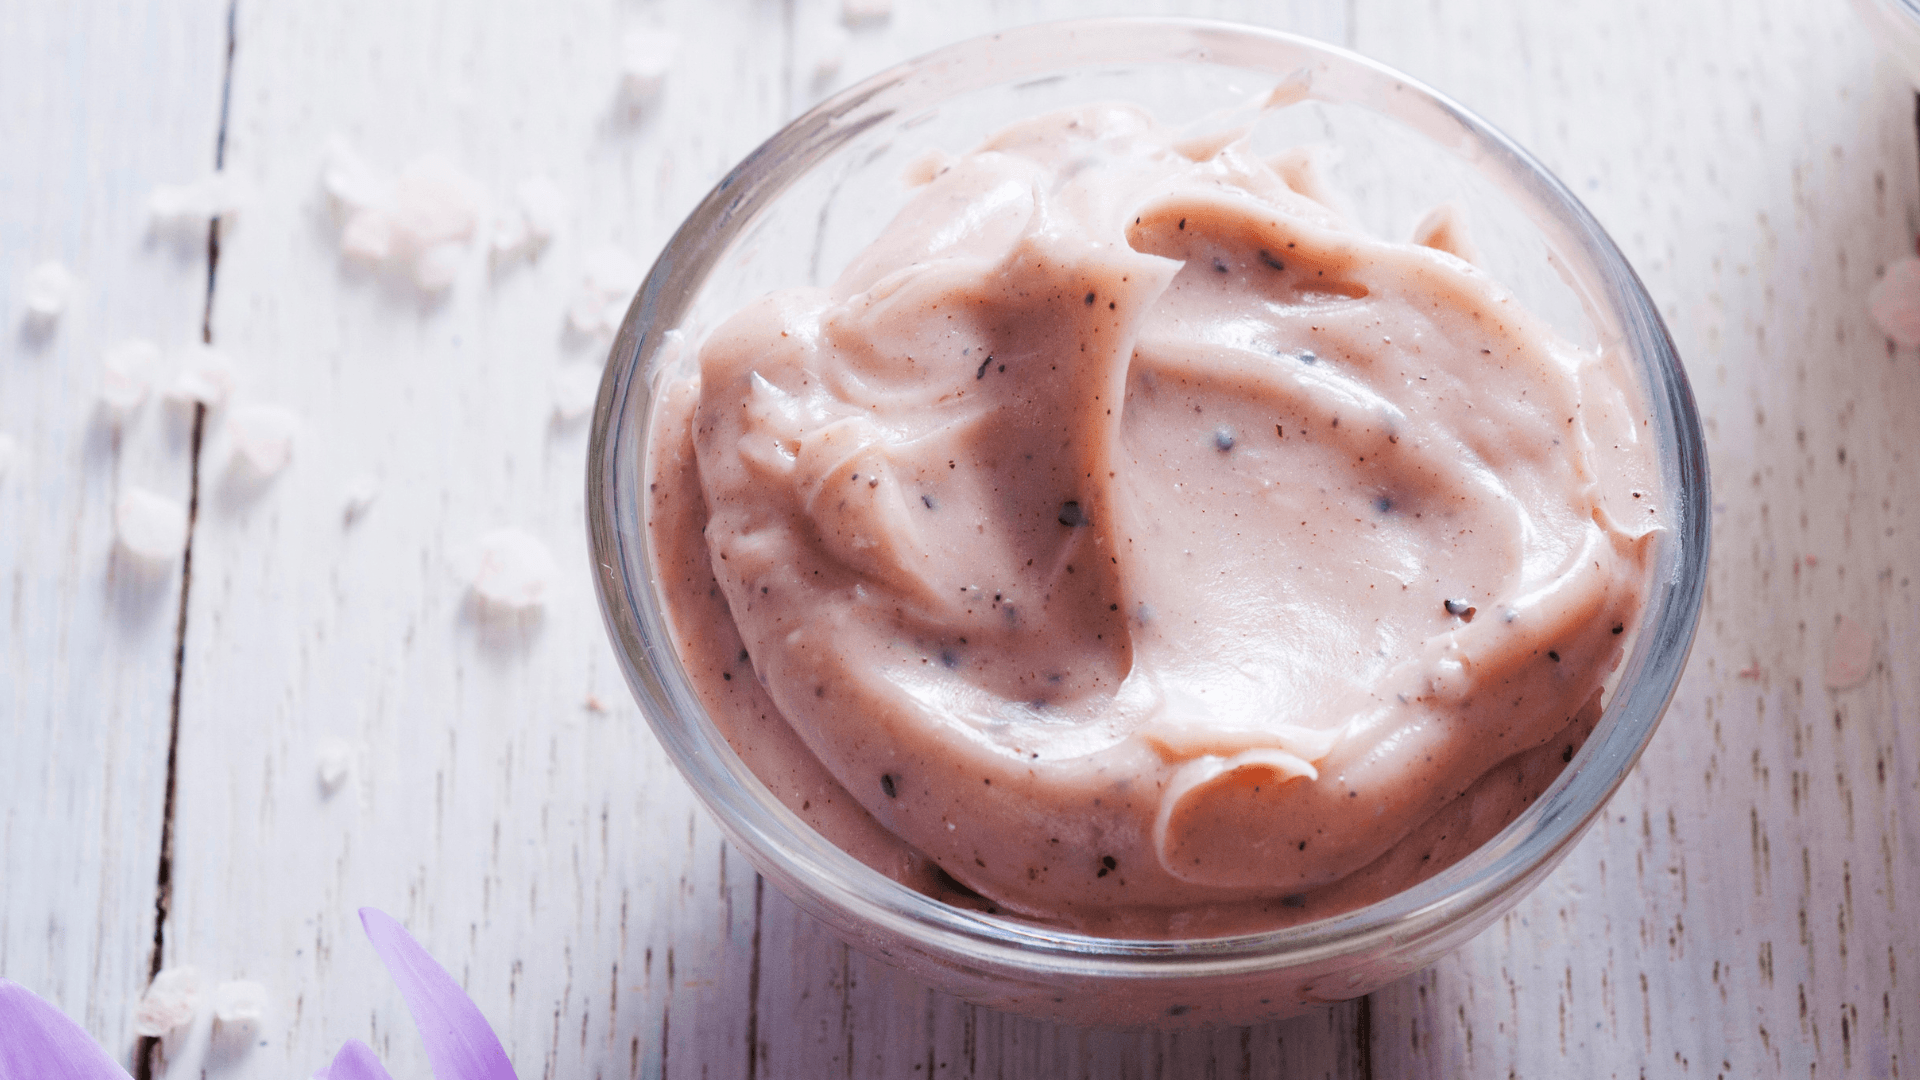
{"left": 648, "top": 103, "right": 1660, "bottom": 936}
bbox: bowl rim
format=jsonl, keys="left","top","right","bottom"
{"left": 586, "top": 15, "right": 1711, "bottom": 978}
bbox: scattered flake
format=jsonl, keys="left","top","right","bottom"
{"left": 1869, "top": 256, "right": 1920, "bottom": 347}
{"left": 566, "top": 290, "right": 607, "bottom": 335}
{"left": 343, "top": 474, "right": 381, "bottom": 522}
{"left": 23, "top": 261, "right": 75, "bottom": 323}
{"left": 101, "top": 339, "right": 163, "bottom": 416}
{"left": 132, "top": 966, "right": 202, "bottom": 1037}
{"left": 411, "top": 241, "right": 466, "bottom": 292}
{"left": 211, "top": 980, "right": 267, "bottom": 1026}
{"left": 0, "top": 433, "right": 16, "bottom": 478}
{"left": 323, "top": 145, "right": 486, "bottom": 291}
{"left": 620, "top": 28, "right": 683, "bottom": 105}
{"left": 488, "top": 206, "right": 530, "bottom": 258}
{"left": 584, "top": 246, "right": 643, "bottom": 296}
{"left": 569, "top": 246, "right": 644, "bottom": 336}
{"left": 228, "top": 403, "right": 302, "bottom": 476}
{"left": 321, "top": 136, "right": 396, "bottom": 213}
{"left": 552, "top": 364, "right": 602, "bottom": 422}
{"left": 392, "top": 156, "right": 484, "bottom": 248}
{"left": 1736, "top": 661, "right": 1762, "bottom": 681}
{"left": 584, "top": 694, "right": 608, "bottom": 713}
{"left": 1824, "top": 615, "right": 1874, "bottom": 690}
{"left": 492, "top": 177, "right": 567, "bottom": 260}
{"left": 316, "top": 738, "right": 354, "bottom": 793}
{"left": 117, "top": 487, "right": 189, "bottom": 562}
{"left": 516, "top": 177, "right": 566, "bottom": 245}
{"left": 805, "top": 20, "right": 851, "bottom": 84}
{"left": 166, "top": 343, "right": 237, "bottom": 409}
{"left": 454, "top": 527, "right": 559, "bottom": 610}
{"left": 842, "top": 0, "right": 891, "bottom": 23}
{"left": 340, "top": 209, "right": 396, "bottom": 263}
{"left": 148, "top": 172, "right": 253, "bottom": 231}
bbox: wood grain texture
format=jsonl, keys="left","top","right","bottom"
{"left": 1355, "top": 1, "right": 1920, "bottom": 1076}
{"left": 7, "top": 0, "right": 1916, "bottom": 1076}
{"left": 0, "top": 0, "right": 230, "bottom": 1069}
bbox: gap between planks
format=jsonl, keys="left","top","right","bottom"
{"left": 134, "top": 2, "right": 239, "bottom": 1078}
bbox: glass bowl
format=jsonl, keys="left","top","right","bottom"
{"left": 586, "top": 17, "right": 1709, "bottom": 1027}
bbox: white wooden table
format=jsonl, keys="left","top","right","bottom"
{"left": 4, "top": 0, "right": 1914, "bottom": 1075}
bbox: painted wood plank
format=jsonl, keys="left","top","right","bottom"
{"left": 0, "top": 0, "right": 231, "bottom": 1069}
{"left": 1355, "top": 0, "right": 1920, "bottom": 1076}
{"left": 153, "top": 0, "right": 788, "bottom": 1076}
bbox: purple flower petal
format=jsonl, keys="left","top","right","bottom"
{"left": 0, "top": 979, "right": 134, "bottom": 1080}
{"left": 358, "top": 908, "right": 517, "bottom": 1080}
{"left": 321, "top": 1040, "right": 395, "bottom": 1080}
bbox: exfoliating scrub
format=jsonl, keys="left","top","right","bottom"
{"left": 647, "top": 102, "right": 1660, "bottom": 937}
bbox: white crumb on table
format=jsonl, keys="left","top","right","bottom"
{"left": 148, "top": 172, "right": 254, "bottom": 233}
{"left": 211, "top": 980, "right": 267, "bottom": 1026}
{"left": 132, "top": 966, "right": 202, "bottom": 1038}
{"left": 551, "top": 363, "right": 602, "bottom": 422}
{"left": 116, "top": 487, "right": 189, "bottom": 562}
{"left": 805, "top": 20, "right": 851, "bottom": 84}
{"left": 340, "top": 208, "right": 396, "bottom": 263}
{"left": 166, "top": 343, "right": 238, "bottom": 410}
{"left": 454, "top": 527, "right": 559, "bottom": 611}
{"left": 342, "top": 474, "right": 381, "bottom": 522}
{"left": 321, "top": 136, "right": 392, "bottom": 213}
{"left": 23, "top": 261, "right": 75, "bottom": 324}
{"left": 516, "top": 177, "right": 567, "bottom": 244}
{"left": 101, "top": 339, "right": 163, "bottom": 417}
{"left": 842, "top": 0, "right": 891, "bottom": 24}
{"left": 569, "top": 246, "right": 643, "bottom": 336}
{"left": 410, "top": 240, "right": 466, "bottom": 291}
{"left": 320, "top": 140, "right": 487, "bottom": 291}
{"left": 316, "top": 738, "right": 354, "bottom": 794}
{"left": 392, "top": 156, "right": 485, "bottom": 290}
{"left": 491, "top": 176, "right": 567, "bottom": 261}
{"left": 227, "top": 403, "right": 302, "bottom": 477}
{"left": 620, "top": 28, "right": 682, "bottom": 105}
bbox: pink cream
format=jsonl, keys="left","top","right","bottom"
{"left": 647, "top": 103, "right": 1660, "bottom": 937}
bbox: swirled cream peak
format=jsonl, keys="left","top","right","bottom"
{"left": 652, "top": 102, "right": 1659, "bottom": 935}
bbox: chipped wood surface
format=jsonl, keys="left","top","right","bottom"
{"left": 2, "top": 0, "right": 1915, "bottom": 1077}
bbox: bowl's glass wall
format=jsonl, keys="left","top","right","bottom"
{"left": 587, "top": 18, "right": 1708, "bottom": 1026}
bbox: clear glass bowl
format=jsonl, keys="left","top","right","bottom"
{"left": 587, "top": 18, "right": 1709, "bottom": 1027}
